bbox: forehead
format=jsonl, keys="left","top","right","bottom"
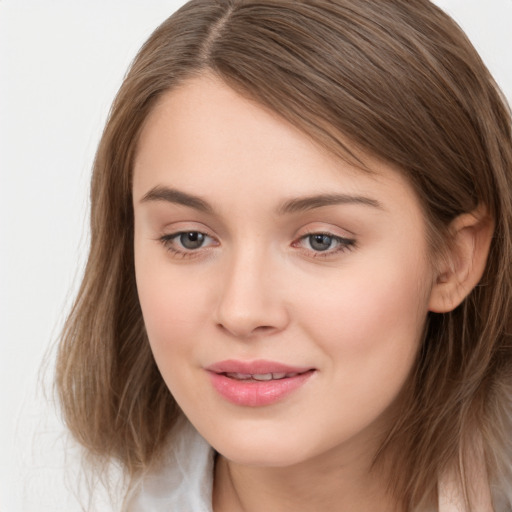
{"left": 133, "top": 75, "right": 420, "bottom": 218}
{"left": 134, "top": 75, "right": 347, "bottom": 185}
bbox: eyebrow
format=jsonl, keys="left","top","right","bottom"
{"left": 140, "top": 186, "right": 383, "bottom": 215}
{"left": 140, "top": 186, "right": 213, "bottom": 213}
{"left": 277, "top": 193, "right": 383, "bottom": 214}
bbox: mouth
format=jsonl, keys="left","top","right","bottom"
{"left": 206, "top": 360, "right": 315, "bottom": 407}
{"left": 222, "top": 371, "right": 308, "bottom": 381}
{"left": 206, "top": 359, "right": 313, "bottom": 375}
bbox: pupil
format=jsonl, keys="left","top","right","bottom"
{"left": 180, "top": 232, "right": 205, "bottom": 249}
{"left": 310, "top": 234, "right": 332, "bottom": 251}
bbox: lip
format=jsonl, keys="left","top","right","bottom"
{"left": 206, "top": 359, "right": 315, "bottom": 407}
{"left": 206, "top": 359, "right": 312, "bottom": 375}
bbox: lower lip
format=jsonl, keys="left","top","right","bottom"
{"left": 207, "top": 371, "right": 314, "bottom": 407}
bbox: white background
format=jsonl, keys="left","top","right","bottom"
{"left": 1, "top": 1, "right": 511, "bottom": 511}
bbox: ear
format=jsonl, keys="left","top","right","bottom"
{"left": 429, "top": 206, "right": 494, "bottom": 313}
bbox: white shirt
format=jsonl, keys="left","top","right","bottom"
{"left": 127, "top": 418, "right": 214, "bottom": 512}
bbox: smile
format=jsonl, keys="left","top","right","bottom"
{"left": 206, "top": 360, "right": 315, "bottom": 407}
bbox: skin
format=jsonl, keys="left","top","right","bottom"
{"left": 132, "top": 74, "right": 440, "bottom": 512}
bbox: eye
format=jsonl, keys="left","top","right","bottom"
{"left": 159, "top": 230, "right": 217, "bottom": 256}
{"left": 294, "top": 232, "right": 356, "bottom": 256}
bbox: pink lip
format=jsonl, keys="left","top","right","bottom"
{"left": 206, "top": 359, "right": 315, "bottom": 407}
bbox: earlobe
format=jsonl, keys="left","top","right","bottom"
{"left": 428, "top": 206, "right": 494, "bottom": 313}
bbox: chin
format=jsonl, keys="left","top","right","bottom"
{"left": 204, "top": 425, "right": 319, "bottom": 468}
{"left": 219, "top": 445, "right": 307, "bottom": 468}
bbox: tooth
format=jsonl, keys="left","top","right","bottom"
{"left": 252, "top": 373, "right": 273, "bottom": 381}
{"left": 226, "top": 372, "right": 252, "bottom": 380}
{"left": 224, "top": 372, "right": 302, "bottom": 381}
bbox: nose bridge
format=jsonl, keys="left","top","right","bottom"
{"left": 215, "top": 241, "right": 288, "bottom": 338}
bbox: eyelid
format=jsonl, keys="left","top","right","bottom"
{"left": 294, "top": 220, "right": 356, "bottom": 237}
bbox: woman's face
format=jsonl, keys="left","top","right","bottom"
{"left": 133, "top": 75, "right": 436, "bottom": 468}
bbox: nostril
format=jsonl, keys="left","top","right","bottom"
{"left": 254, "top": 325, "right": 274, "bottom": 332}
{"left": 216, "top": 322, "right": 277, "bottom": 338}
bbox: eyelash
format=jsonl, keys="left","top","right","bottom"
{"left": 158, "top": 231, "right": 356, "bottom": 259}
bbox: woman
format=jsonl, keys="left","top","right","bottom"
{"left": 56, "top": 0, "right": 512, "bottom": 510}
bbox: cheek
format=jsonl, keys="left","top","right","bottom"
{"left": 284, "top": 259, "right": 431, "bottom": 446}
{"left": 139, "top": 290, "right": 210, "bottom": 348}
{"left": 136, "top": 266, "right": 213, "bottom": 408}
{"left": 293, "top": 252, "right": 431, "bottom": 379}
{"left": 134, "top": 247, "right": 213, "bottom": 373}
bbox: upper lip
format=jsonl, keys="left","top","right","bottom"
{"left": 206, "top": 359, "right": 313, "bottom": 375}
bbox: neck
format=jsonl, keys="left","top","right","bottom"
{"left": 212, "top": 445, "right": 402, "bottom": 512}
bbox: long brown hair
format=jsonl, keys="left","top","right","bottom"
{"left": 56, "top": 0, "right": 512, "bottom": 509}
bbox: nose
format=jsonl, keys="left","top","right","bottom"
{"left": 214, "top": 247, "right": 290, "bottom": 339}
